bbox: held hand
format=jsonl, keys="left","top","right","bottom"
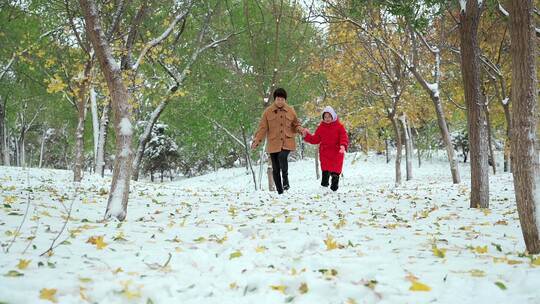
{"left": 301, "top": 129, "right": 308, "bottom": 137}
{"left": 339, "top": 145, "right": 346, "bottom": 154}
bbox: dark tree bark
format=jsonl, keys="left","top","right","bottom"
{"left": 507, "top": 0, "right": 540, "bottom": 254}
{"left": 459, "top": 1, "right": 489, "bottom": 208}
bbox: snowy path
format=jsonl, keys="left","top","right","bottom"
{"left": 1, "top": 155, "right": 539, "bottom": 303}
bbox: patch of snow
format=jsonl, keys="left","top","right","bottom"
{"left": 498, "top": 3, "right": 509, "bottom": 17}
{"left": 427, "top": 82, "right": 439, "bottom": 97}
{"left": 108, "top": 179, "right": 125, "bottom": 218}
{"left": 119, "top": 117, "right": 133, "bottom": 136}
{"left": 502, "top": 97, "right": 509, "bottom": 105}
{"left": 459, "top": 0, "right": 467, "bottom": 13}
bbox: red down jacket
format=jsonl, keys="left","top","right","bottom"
{"left": 304, "top": 107, "right": 349, "bottom": 174}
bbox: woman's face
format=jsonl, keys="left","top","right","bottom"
{"left": 274, "top": 96, "right": 286, "bottom": 108}
{"left": 323, "top": 112, "right": 333, "bottom": 123}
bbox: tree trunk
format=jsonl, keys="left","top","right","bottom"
{"left": 14, "top": 135, "right": 19, "bottom": 166}
{"left": 73, "top": 61, "right": 93, "bottom": 182}
{"left": 19, "top": 134, "right": 25, "bottom": 168}
{"left": 432, "top": 95, "right": 460, "bottom": 183}
{"left": 364, "top": 126, "right": 369, "bottom": 154}
{"left": 3, "top": 125, "right": 9, "bottom": 166}
{"left": 132, "top": 100, "right": 168, "bottom": 181}
{"left": 502, "top": 104, "right": 512, "bottom": 172}
{"left": 385, "top": 139, "right": 390, "bottom": 164}
{"left": 485, "top": 106, "right": 496, "bottom": 174}
{"left": 39, "top": 129, "right": 47, "bottom": 168}
{"left": 267, "top": 161, "right": 275, "bottom": 191}
{"left": 414, "top": 128, "right": 422, "bottom": 167}
{"left": 390, "top": 116, "right": 402, "bottom": 185}
{"left": 241, "top": 125, "right": 258, "bottom": 190}
{"left": 399, "top": 114, "right": 412, "bottom": 181}
{"left": 90, "top": 85, "right": 100, "bottom": 166}
{"left": 95, "top": 101, "right": 111, "bottom": 177}
{"left": 459, "top": 1, "right": 489, "bottom": 208}
{"left": 508, "top": 0, "right": 540, "bottom": 254}
{"left": 80, "top": 0, "right": 134, "bottom": 221}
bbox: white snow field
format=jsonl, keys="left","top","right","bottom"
{"left": 1, "top": 154, "right": 539, "bottom": 304}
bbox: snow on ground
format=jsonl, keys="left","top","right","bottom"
{"left": 0, "top": 154, "right": 539, "bottom": 304}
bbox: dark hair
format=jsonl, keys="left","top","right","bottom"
{"left": 273, "top": 88, "right": 287, "bottom": 100}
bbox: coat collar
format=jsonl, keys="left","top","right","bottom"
{"left": 269, "top": 103, "right": 290, "bottom": 112}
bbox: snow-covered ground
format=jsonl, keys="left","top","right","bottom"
{"left": 1, "top": 154, "right": 539, "bottom": 304}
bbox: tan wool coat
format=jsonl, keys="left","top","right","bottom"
{"left": 253, "top": 103, "right": 302, "bottom": 153}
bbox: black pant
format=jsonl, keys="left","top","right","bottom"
{"left": 321, "top": 170, "right": 340, "bottom": 191}
{"left": 270, "top": 150, "right": 290, "bottom": 194}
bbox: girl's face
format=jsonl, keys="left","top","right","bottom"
{"left": 323, "top": 112, "right": 333, "bottom": 123}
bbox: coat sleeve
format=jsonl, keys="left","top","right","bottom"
{"left": 304, "top": 125, "right": 322, "bottom": 145}
{"left": 253, "top": 110, "right": 268, "bottom": 146}
{"left": 291, "top": 108, "right": 303, "bottom": 133}
{"left": 338, "top": 123, "right": 349, "bottom": 150}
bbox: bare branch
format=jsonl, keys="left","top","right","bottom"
{"left": 443, "top": 90, "right": 466, "bottom": 111}
{"left": 106, "top": 0, "right": 129, "bottom": 40}
{"left": 122, "top": 2, "right": 149, "bottom": 69}
{"left": 203, "top": 114, "right": 246, "bottom": 148}
{"left": 64, "top": 0, "right": 90, "bottom": 55}
{"left": 131, "top": 9, "right": 190, "bottom": 71}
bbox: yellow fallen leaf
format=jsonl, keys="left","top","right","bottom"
{"left": 193, "top": 237, "right": 206, "bottom": 243}
{"left": 79, "top": 277, "right": 92, "bottom": 283}
{"left": 324, "top": 235, "right": 339, "bottom": 250}
{"left": 270, "top": 285, "right": 287, "bottom": 294}
{"left": 255, "top": 246, "right": 267, "bottom": 253}
{"left": 285, "top": 217, "right": 293, "bottom": 223}
{"left": 79, "top": 286, "right": 88, "bottom": 301}
{"left": 432, "top": 246, "right": 446, "bottom": 258}
{"left": 474, "top": 246, "right": 488, "bottom": 254}
{"left": 409, "top": 280, "right": 431, "bottom": 292}
{"left": 334, "top": 219, "right": 347, "bottom": 229}
{"left": 493, "top": 257, "right": 507, "bottom": 263}
{"left": 4, "top": 270, "right": 24, "bottom": 277}
{"left": 4, "top": 196, "right": 16, "bottom": 204}
{"left": 120, "top": 280, "right": 142, "bottom": 300}
{"left": 299, "top": 282, "right": 309, "bottom": 294}
{"left": 39, "top": 288, "right": 58, "bottom": 303}
{"left": 469, "top": 269, "right": 485, "bottom": 277}
{"left": 229, "top": 282, "right": 238, "bottom": 290}
{"left": 506, "top": 259, "right": 523, "bottom": 265}
{"left": 87, "top": 235, "right": 108, "bottom": 249}
{"left": 346, "top": 298, "right": 358, "bottom": 304}
{"left": 17, "top": 259, "right": 31, "bottom": 270}
{"left": 229, "top": 250, "right": 242, "bottom": 259}
{"left": 228, "top": 205, "right": 237, "bottom": 216}
{"left": 532, "top": 257, "right": 540, "bottom": 266}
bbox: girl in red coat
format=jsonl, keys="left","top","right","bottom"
{"left": 302, "top": 106, "right": 349, "bottom": 191}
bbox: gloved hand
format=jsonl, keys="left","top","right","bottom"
{"left": 339, "top": 145, "right": 346, "bottom": 154}
{"left": 301, "top": 128, "right": 309, "bottom": 137}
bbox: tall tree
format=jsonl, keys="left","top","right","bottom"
{"left": 507, "top": 0, "right": 540, "bottom": 254}
{"left": 458, "top": 0, "right": 489, "bottom": 208}
{"left": 79, "top": 0, "right": 134, "bottom": 221}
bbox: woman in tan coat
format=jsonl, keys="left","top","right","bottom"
{"left": 251, "top": 88, "right": 303, "bottom": 194}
